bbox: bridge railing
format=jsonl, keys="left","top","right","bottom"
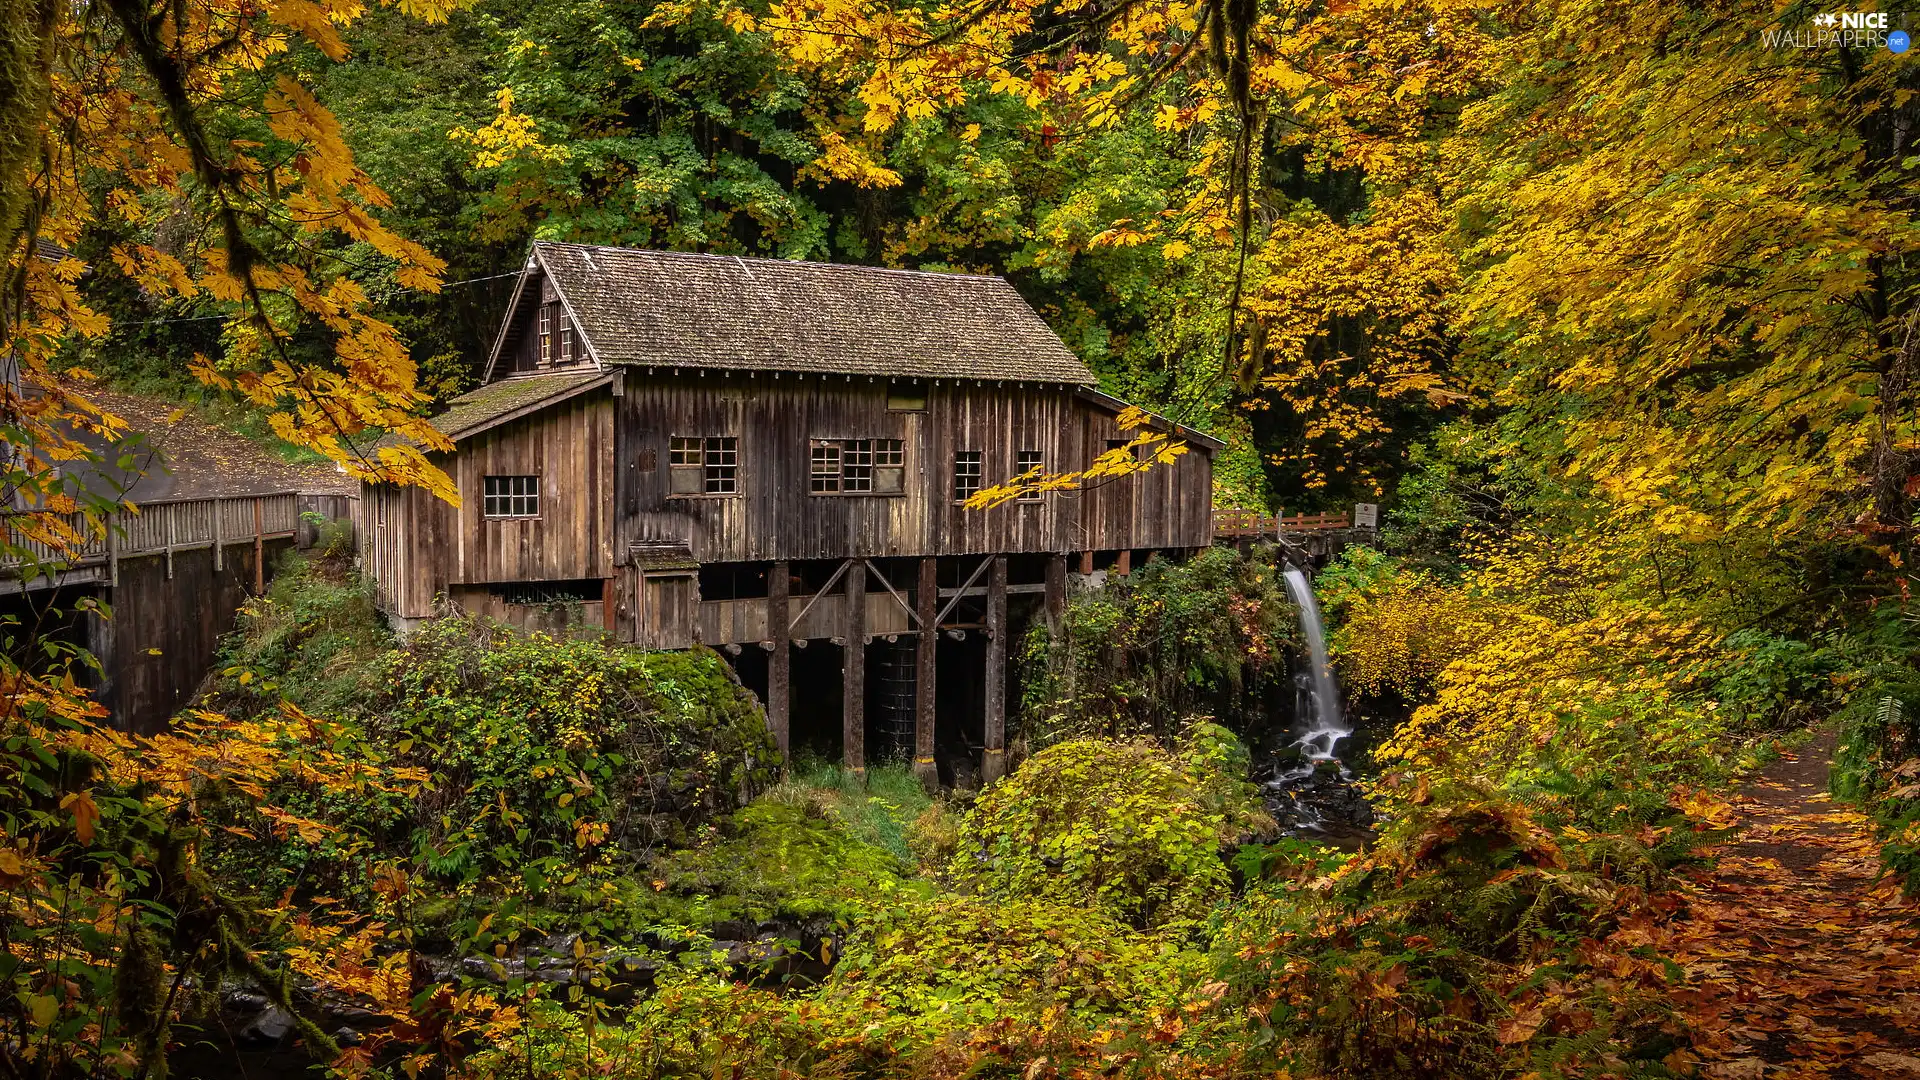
{"left": 0, "top": 492, "right": 301, "bottom": 576}
{"left": 1213, "top": 507, "right": 1353, "bottom": 539}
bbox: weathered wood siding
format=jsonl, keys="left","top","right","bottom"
{"left": 359, "top": 388, "right": 616, "bottom": 618}
{"left": 612, "top": 373, "right": 1212, "bottom": 563}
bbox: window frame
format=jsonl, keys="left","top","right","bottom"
{"left": 953, "top": 450, "right": 983, "bottom": 503}
{"left": 537, "top": 304, "right": 552, "bottom": 363}
{"left": 482, "top": 474, "right": 542, "bottom": 519}
{"left": 809, "top": 438, "right": 906, "bottom": 496}
{"left": 668, "top": 436, "right": 740, "bottom": 497}
{"left": 1015, "top": 450, "right": 1045, "bottom": 502}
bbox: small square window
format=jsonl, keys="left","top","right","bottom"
{"left": 484, "top": 475, "right": 540, "bottom": 518}
{"left": 953, "top": 451, "right": 982, "bottom": 502}
{"left": 668, "top": 436, "right": 738, "bottom": 495}
{"left": 1016, "top": 450, "right": 1044, "bottom": 501}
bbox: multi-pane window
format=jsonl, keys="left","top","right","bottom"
{"left": 538, "top": 304, "right": 552, "bottom": 363}
{"left": 669, "top": 436, "right": 739, "bottom": 495}
{"left": 559, "top": 320, "right": 574, "bottom": 363}
{"left": 810, "top": 439, "right": 905, "bottom": 494}
{"left": 953, "top": 451, "right": 983, "bottom": 502}
{"left": 1016, "top": 450, "right": 1045, "bottom": 501}
{"left": 810, "top": 442, "right": 841, "bottom": 492}
{"left": 483, "top": 475, "right": 540, "bottom": 518}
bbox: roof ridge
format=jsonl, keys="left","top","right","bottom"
{"left": 531, "top": 240, "right": 1009, "bottom": 285}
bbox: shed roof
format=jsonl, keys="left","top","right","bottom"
{"left": 530, "top": 242, "right": 1096, "bottom": 384}
{"left": 428, "top": 370, "right": 613, "bottom": 444}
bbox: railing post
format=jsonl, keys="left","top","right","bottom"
{"left": 212, "top": 497, "right": 223, "bottom": 572}
{"left": 253, "top": 498, "right": 264, "bottom": 595}
{"left": 164, "top": 510, "right": 175, "bottom": 580}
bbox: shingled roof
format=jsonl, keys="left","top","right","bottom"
{"left": 426, "top": 370, "right": 612, "bottom": 443}
{"left": 528, "top": 242, "right": 1096, "bottom": 384}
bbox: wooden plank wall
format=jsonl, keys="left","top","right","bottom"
{"left": 612, "top": 373, "right": 1213, "bottom": 563}
{"left": 359, "top": 389, "right": 615, "bottom": 620}
{"left": 103, "top": 539, "right": 291, "bottom": 734}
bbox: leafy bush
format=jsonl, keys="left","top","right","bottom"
{"left": 210, "top": 547, "right": 393, "bottom": 717}
{"left": 1017, "top": 546, "right": 1296, "bottom": 745}
{"left": 951, "top": 729, "right": 1268, "bottom": 932}
{"left": 378, "top": 613, "right": 778, "bottom": 882}
{"left": 829, "top": 895, "right": 1200, "bottom": 1025}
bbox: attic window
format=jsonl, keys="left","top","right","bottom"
{"left": 559, "top": 319, "right": 575, "bottom": 363}
{"left": 538, "top": 304, "right": 552, "bottom": 363}
{"left": 886, "top": 381, "right": 927, "bottom": 411}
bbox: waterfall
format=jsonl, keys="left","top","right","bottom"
{"left": 1281, "top": 565, "right": 1348, "bottom": 763}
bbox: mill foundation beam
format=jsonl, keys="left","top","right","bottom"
{"left": 914, "top": 556, "right": 938, "bottom": 789}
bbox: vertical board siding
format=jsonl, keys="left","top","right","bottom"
{"left": 366, "top": 372, "right": 1213, "bottom": 622}
{"left": 612, "top": 373, "right": 1213, "bottom": 563}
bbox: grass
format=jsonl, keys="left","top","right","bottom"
{"left": 765, "top": 758, "right": 937, "bottom": 864}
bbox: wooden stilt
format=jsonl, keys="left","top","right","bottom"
{"left": 914, "top": 557, "right": 938, "bottom": 790}
{"left": 1045, "top": 553, "right": 1067, "bottom": 635}
{"left": 983, "top": 554, "right": 1008, "bottom": 784}
{"left": 843, "top": 559, "right": 866, "bottom": 773}
{"left": 1078, "top": 549, "right": 1094, "bottom": 575}
{"left": 769, "top": 560, "right": 791, "bottom": 761}
{"left": 1116, "top": 548, "right": 1131, "bottom": 576}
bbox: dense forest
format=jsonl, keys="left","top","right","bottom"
{"left": 6, "top": 0, "right": 1920, "bottom": 1076}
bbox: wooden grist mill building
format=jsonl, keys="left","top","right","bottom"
{"left": 359, "top": 242, "right": 1220, "bottom": 784}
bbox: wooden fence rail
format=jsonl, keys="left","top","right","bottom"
{"left": 0, "top": 492, "right": 301, "bottom": 583}
{"left": 1212, "top": 507, "right": 1353, "bottom": 539}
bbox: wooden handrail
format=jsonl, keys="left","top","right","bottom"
{"left": 0, "top": 492, "right": 301, "bottom": 571}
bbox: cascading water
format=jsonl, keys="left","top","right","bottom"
{"left": 1260, "top": 563, "right": 1371, "bottom": 845}
{"left": 1281, "top": 565, "right": 1349, "bottom": 766}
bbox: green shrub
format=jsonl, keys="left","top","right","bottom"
{"left": 1017, "top": 547, "right": 1296, "bottom": 745}
{"left": 380, "top": 613, "right": 778, "bottom": 882}
{"left": 951, "top": 732, "right": 1266, "bottom": 932}
{"left": 828, "top": 895, "right": 1201, "bottom": 1025}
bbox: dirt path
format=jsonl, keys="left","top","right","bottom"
{"left": 1672, "top": 730, "right": 1920, "bottom": 1078}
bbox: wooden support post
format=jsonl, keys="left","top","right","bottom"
{"left": 769, "top": 560, "right": 791, "bottom": 761}
{"left": 843, "top": 559, "right": 866, "bottom": 773}
{"left": 1045, "top": 553, "right": 1067, "bottom": 635}
{"left": 602, "top": 577, "right": 617, "bottom": 635}
{"left": 983, "top": 554, "right": 1008, "bottom": 784}
{"left": 213, "top": 499, "right": 223, "bottom": 572}
{"left": 1078, "top": 549, "right": 1094, "bottom": 575}
{"left": 1116, "top": 548, "right": 1132, "bottom": 577}
{"left": 914, "top": 557, "right": 938, "bottom": 790}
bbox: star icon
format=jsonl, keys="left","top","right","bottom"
{"left": 1813, "top": 12, "right": 1839, "bottom": 27}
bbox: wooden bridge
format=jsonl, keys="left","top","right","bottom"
{"left": 0, "top": 492, "right": 303, "bottom": 594}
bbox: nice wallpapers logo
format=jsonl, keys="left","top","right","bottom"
{"left": 1762, "top": 10, "right": 1910, "bottom": 50}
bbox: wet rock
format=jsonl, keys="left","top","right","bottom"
{"left": 235, "top": 1005, "right": 296, "bottom": 1048}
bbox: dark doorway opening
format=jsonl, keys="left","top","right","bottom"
{"left": 935, "top": 631, "right": 986, "bottom": 788}
{"left": 789, "top": 641, "right": 843, "bottom": 763}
